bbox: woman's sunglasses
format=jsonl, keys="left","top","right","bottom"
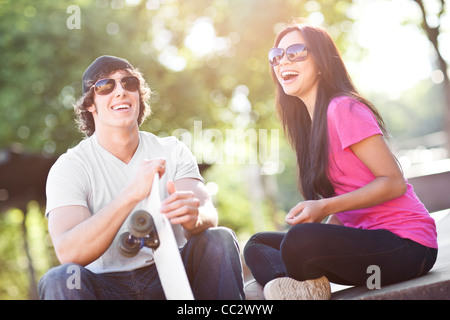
{"left": 93, "top": 76, "right": 140, "bottom": 95}
{"left": 268, "top": 43, "right": 308, "bottom": 67}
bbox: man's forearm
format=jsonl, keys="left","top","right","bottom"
{"left": 50, "top": 188, "right": 140, "bottom": 266}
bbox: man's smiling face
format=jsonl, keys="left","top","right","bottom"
{"left": 87, "top": 70, "right": 141, "bottom": 133}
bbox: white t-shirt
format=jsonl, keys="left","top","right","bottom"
{"left": 46, "top": 131, "right": 204, "bottom": 273}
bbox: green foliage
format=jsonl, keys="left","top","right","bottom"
{"left": 0, "top": 202, "right": 55, "bottom": 299}
{"left": 370, "top": 79, "right": 445, "bottom": 141}
{"left": 0, "top": 0, "right": 356, "bottom": 154}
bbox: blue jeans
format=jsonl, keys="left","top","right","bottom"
{"left": 38, "top": 227, "right": 244, "bottom": 300}
{"left": 244, "top": 223, "right": 437, "bottom": 287}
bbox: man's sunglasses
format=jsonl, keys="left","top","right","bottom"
{"left": 92, "top": 76, "right": 140, "bottom": 95}
{"left": 268, "top": 43, "right": 308, "bottom": 67}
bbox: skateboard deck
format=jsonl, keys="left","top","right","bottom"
{"left": 120, "top": 173, "right": 194, "bottom": 300}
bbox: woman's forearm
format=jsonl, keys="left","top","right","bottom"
{"left": 322, "top": 175, "right": 407, "bottom": 216}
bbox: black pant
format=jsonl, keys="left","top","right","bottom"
{"left": 244, "top": 223, "right": 437, "bottom": 287}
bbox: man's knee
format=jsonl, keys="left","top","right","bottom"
{"left": 183, "top": 227, "right": 241, "bottom": 263}
{"left": 192, "top": 227, "right": 239, "bottom": 250}
{"left": 38, "top": 263, "right": 91, "bottom": 299}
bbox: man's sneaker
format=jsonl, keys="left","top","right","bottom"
{"left": 263, "top": 276, "right": 331, "bottom": 300}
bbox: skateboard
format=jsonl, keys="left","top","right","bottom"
{"left": 119, "top": 173, "right": 194, "bottom": 300}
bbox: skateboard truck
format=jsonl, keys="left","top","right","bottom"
{"left": 117, "top": 173, "right": 194, "bottom": 299}
{"left": 119, "top": 210, "right": 160, "bottom": 257}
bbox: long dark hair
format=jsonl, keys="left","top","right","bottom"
{"left": 271, "top": 20, "right": 387, "bottom": 200}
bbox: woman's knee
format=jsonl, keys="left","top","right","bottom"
{"left": 281, "top": 223, "right": 322, "bottom": 254}
{"left": 243, "top": 232, "right": 265, "bottom": 257}
{"left": 280, "top": 224, "right": 327, "bottom": 277}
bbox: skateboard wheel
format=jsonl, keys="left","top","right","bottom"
{"left": 129, "top": 210, "right": 154, "bottom": 237}
{"left": 144, "top": 234, "right": 160, "bottom": 250}
{"left": 118, "top": 232, "right": 140, "bottom": 257}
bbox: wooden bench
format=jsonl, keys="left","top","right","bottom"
{"left": 406, "top": 159, "right": 450, "bottom": 213}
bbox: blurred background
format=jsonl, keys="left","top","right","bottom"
{"left": 0, "top": 0, "right": 449, "bottom": 299}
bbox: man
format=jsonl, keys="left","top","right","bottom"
{"left": 38, "top": 55, "right": 244, "bottom": 300}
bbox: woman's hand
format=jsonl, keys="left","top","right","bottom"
{"left": 285, "top": 199, "right": 328, "bottom": 225}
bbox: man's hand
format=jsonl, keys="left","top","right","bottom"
{"left": 160, "top": 180, "right": 201, "bottom": 231}
{"left": 126, "top": 158, "right": 166, "bottom": 203}
{"left": 160, "top": 179, "right": 218, "bottom": 237}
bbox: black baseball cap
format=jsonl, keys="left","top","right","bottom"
{"left": 82, "top": 55, "right": 134, "bottom": 95}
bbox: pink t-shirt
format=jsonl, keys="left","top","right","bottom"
{"left": 327, "top": 96, "right": 438, "bottom": 249}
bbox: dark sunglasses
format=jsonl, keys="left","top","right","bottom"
{"left": 93, "top": 76, "right": 140, "bottom": 95}
{"left": 268, "top": 43, "right": 308, "bottom": 67}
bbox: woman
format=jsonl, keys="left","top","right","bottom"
{"left": 243, "top": 19, "right": 438, "bottom": 300}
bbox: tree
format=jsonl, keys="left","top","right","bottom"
{"left": 412, "top": 0, "right": 450, "bottom": 150}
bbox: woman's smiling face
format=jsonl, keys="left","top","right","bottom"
{"left": 273, "top": 30, "right": 321, "bottom": 103}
